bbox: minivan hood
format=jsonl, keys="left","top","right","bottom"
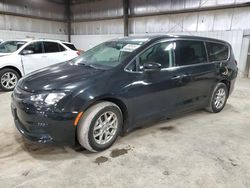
{"left": 18, "top": 62, "right": 106, "bottom": 92}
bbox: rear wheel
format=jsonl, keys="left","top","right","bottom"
{"left": 206, "top": 82, "right": 228, "bottom": 113}
{"left": 77, "top": 101, "right": 123, "bottom": 152}
{"left": 0, "top": 68, "right": 20, "bottom": 91}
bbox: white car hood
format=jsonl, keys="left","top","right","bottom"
{"left": 0, "top": 53, "right": 11, "bottom": 57}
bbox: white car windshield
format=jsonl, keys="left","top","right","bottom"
{"left": 0, "top": 41, "right": 27, "bottom": 53}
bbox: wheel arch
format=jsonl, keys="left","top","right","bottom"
{"left": 0, "top": 66, "right": 23, "bottom": 77}
{"left": 82, "top": 97, "right": 129, "bottom": 133}
{"left": 220, "top": 79, "right": 230, "bottom": 93}
{"left": 74, "top": 97, "right": 130, "bottom": 147}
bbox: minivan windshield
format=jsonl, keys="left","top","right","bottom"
{"left": 0, "top": 41, "right": 27, "bottom": 53}
{"left": 73, "top": 39, "right": 149, "bottom": 69}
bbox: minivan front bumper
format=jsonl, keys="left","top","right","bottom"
{"left": 11, "top": 94, "right": 77, "bottom": 145}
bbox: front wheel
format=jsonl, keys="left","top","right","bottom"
{"left": 77, "top": 101, "right": 123, "bottom": 152}
{"left": 206, "top": 82, "right": 228, "bottom": 113}
{"left": 0, "top": 68, "right": 20, "bottom": 91}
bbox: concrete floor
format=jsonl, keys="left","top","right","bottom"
{"left": 0, "top": 79, "right": 250, "bottom": 188}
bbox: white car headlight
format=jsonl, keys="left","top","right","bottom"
{"left": 30, "top": 93, "right": 66, "bottom": 105}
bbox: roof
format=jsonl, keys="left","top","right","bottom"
{"left": 114, "top": 34, "right": 229, "bottom": 45}
{"left": 62, "top": 41, "right": 74, "bottom": 44}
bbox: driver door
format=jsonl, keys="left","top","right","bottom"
{"left": 125, "top": 41, "right": 183, "bottom": 125}
{"left": 20, "top": 42, "right": 49, "bottom": 74}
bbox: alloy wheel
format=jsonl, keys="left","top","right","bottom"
{"left": 93, "top": 111, "right": 118, "bottom": 145}
{"left": 214, "top": 88, "right": 226, "bottom": 109}
{"left": 1, "top": 72, "right": 18, "bottom": 90}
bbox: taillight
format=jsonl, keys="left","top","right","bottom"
{"left": 76, "top": 51, "right": 80, "bottom": 56}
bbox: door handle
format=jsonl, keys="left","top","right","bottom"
{"left": 173, "top": 74, "right": 188, "bottom": 79}
{"left": 173, "top": 75, "right": 184, "bottom": 80}
{"left": 41, "top": 55, "right": 47, "bottom": 58}
{"left": 173, "top": 74, "right": 191, "bottom": 83}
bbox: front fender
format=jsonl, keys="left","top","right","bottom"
{"left": 0, "top": 55, "right": 24, "bottom": 76}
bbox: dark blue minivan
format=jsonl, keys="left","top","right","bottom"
{"left": 11, "top": 35, "right": 238, "bottom": 152}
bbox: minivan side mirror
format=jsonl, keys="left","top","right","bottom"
{"left": 143, "top": 62, "right": 161, "bottom": 73}
{"left": 20, "top": 50, "right": 34, "bottom": 55}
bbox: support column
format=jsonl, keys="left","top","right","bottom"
{"left": 123, "top": 0, "right": 129, "bottom": 36}
{"left": 66, "top": 0, "right": 71, "bottom": 42}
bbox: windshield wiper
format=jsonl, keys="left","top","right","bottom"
{"left": 78, "top": 62, "right": 97, "bottom": 69}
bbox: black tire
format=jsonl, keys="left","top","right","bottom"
{"left": 206, "top": 82, "right": 228, "bottom": 113}
{"left": 77, "top": 101, "right": 123, "bottom": 152}
{"left": 0, "top": 68, "right": 20, "bottom": 91}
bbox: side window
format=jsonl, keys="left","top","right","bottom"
{"left": 138, "top": 42, "right": 174, "bottom": 71}
{"left": 44, "top": 42, "right": 60, "bottom": 53}
{"left": 58, "top": 44, "right": 66, "bottom": 52}
{"left": 175, "top": 40, "right": 206, "bottom": 66}
{"left": 23, "top": 42, "right": 43, "bottom": 54}
{"left": 126, "top": 59, "right": 137, "bottom": 72}
{"left": 63, "top": 43, "right": 77, "bottom": 50}
{"left": 206, "top": 42, "right": 229, "bottom": 62}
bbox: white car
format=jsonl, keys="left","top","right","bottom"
{"left": 0, "top": 39, "right": 79, "bottom": 91}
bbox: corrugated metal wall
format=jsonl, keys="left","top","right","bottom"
{"left": 129, "top": 7, "right": 250, "bottom": 34}
{"left": 0, "top": 0, "right": 67, "bottom": 35}
{"left": 72, "top": 19, "right": 124, "bottom": 35}
{"left": 129, "top": 0, "right": 250, "bottom": 15}
{"left": 0, "top": 29, "right": 67, "bottom": 41}
{"left": 71, "top": 0, "right": 124, "bottom": 35}
{"left": 0, "top": 15, "right": 66, "bottom": 34}
{"left": 71, "top": 0, "right": 250, "bottom": 35}
{"left": 0, "top": 0, "right": 66, "bottom": 21}
{"left": 71, "top": 0, "right": 123, "bottom": 21}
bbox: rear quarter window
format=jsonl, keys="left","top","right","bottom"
{"left": 63, "top": 43, "right": 77, "bottom": 51}
{"left": 44, "top": 42, "right": 62, "bottom": 53}
{"left": 206, "top": 42, "right": 229, "bottom": 62}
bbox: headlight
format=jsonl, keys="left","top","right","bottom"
{"left": 44, "top": 93, "right": 66, "bottom": 105}
{"left": 30, "top": 93, "right": 66, "bottom": 105}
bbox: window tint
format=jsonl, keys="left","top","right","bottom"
{"left": 206, "top": 42, "right": 229, "bottom": 62}
{"left": 175, "top": 40, "right": 206, "bottom": 66}
{"left": 126, "top": 59, "right": 137, "bottom": 72}
{"left": 137, "top": 42, "right": 174, "bottom": 71}
{"left": 58, "top": 44, "right": 66, "bottom": 52}
{"left": 23, "top": 42, "right": 43, "bottom": 54}
{"left": 63, "top": 43, "right": 77, "bottom": 50}
{"left": 44, "top": 42, "right": 60, "bottom": 53}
